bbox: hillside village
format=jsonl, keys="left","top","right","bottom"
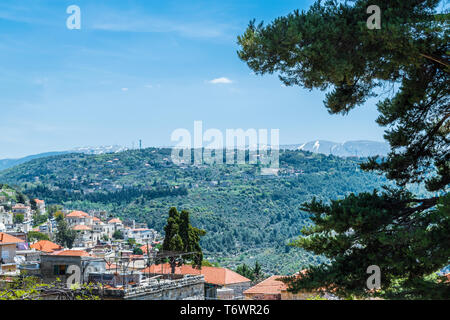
{"left": 0, "top": 148, "right": 389, "bottom": 275}
{"left": 0, "top": 184, "right": 334, "bottom": 300}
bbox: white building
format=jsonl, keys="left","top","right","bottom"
{"left": 92, "top": 218, "right": 114, "bottom": 240}
{"left": 0, "top": 211, "right": 13, "bottom": 226}
{"left": 124, "top": 228, "right": 157, "bottom": 244}
{"left": 66, "top": 211, "right": 93, "bottom": 227}
{"left": 108, "top": 218, "right": 124, "bottom": 232}
{"left": 12, "top": 204, "right": 32, "bottom": 220}
{"left": 72, "top": 224, "right": 100, "bottom": 248}
{"left": 34, "top": 199, "right": 46, "bottom": 215}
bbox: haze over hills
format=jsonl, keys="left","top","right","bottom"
{"left": 0, "top": 145, "right": 128, "bottom": 171}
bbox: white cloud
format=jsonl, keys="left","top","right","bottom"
{"left": 121, "top": 88, "right": 129, "bottom": 92}
{"left": 208, "top": 77, "right": 233, "bottom": 84}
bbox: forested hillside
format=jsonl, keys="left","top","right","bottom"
{"left": 0, "top": 148, "right": 387, "bottom": 274}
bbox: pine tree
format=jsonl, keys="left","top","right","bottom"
{"left": 238, "top": 0, "right": 449, "bottom": 299}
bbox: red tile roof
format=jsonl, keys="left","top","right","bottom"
{"left": 52, "top": 250, "right": 90, "bottom": 257}
{"left": 108, "top": 218, "right": 122, "bottom": 224}
{"left": 34, "top": 199, "right": 45, "bottom": 204}
{"left": 142, "top": 264, "right": 251, "bottom": 286}
{"left": 66, "top": 211, "right": 89, "bottom": 218}
{"left": 30, "top": 240, "right": 63, "bottom": 253}
{"left": 73, "top": 224, "right": 92, "bottom": 231}
{"left": 0, "top": 232, "right": 25, "bottom": 244}
{"left": 243, "top": 275, "right": 287, "bottom": 295}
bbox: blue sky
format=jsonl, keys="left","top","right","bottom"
{"left": 0, "top": 0, "right": 386, "bottom": 159}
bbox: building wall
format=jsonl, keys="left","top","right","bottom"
{"left": 244, "top": 293, "right": 281, "bottom": 300}
{"left": 224, "top": 281, "right": 252, "bottom": 298}
{"left": 244, "top": 291, "right": 316, "bottom": 300}
{"left": 0, "top": 244, "right": 16, "bottom": 264}
{"left": 124, "top": 276, "right": 205, "bottom": 300}
{"left": 280, "top": 290, "right": 317, "bottom": 300}
{"left": 127, "top": 282, "right": 204, "bottom": 300}
{"left": 38, "top": 255, "right": 106, "bottom": 283}
{"left": 0, "top": 213, "right": 13, "bottom": 225}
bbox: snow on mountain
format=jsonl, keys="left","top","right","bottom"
{"left": 283, "top": 140, "right": 389, "bottom": 157}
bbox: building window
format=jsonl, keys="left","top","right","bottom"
{"left": 53, "top": 265, "right": 67, "bottom": 275}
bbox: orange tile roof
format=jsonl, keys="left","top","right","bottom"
{"left": 142, "top": 264, "right": 251, "bottom": 286}
{"left": 108, "top": 218, "right": 122, "bottom": 224}
{"left": 0, "top": 232, "right": 25, "bottom": 244}
{"left": 52, "top": 250, "right": 90, "bottom": 257}
{"left": 34, "top": 199, "right": 45, "bottom": 204}
{"left": 72, "top": 224, "right": 92, "bottom": 231}
{"left": 30, "top": 240, "right": 62, "bottom": 253}
{"left": 243, "top": 275, "right": 287, "bottom": 295}
{"left": 67, "top": 211, "right": 89, "bottom": 218}
{"left": 92, "top": 217, "right": 101, "bottom": 222}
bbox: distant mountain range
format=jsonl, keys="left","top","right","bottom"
{"left": 0, "top": 141, "right": 389, "bottom": 171}
{"left": 0, "top": 145, "right": 128, "bottom": 171}
{"left": 282, "top": 140, "right": 390, "bottom": 158}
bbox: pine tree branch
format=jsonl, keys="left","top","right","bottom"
{"left": 420, "top": 54, "right": 449, "bottom": 70}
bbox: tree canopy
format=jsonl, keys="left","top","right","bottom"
{"left": 238, "top": 0, "right": 449, "bottom": 299}
{"left": 55, "top": 218, "right": 77, "bottom": 249}
{"left": 161, "top": 207, "right": 206, "bottom": 273}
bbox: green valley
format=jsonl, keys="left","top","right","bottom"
{"left": 0, "top": 148, "right": 387, "bottom": 274}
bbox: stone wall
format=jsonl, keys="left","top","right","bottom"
{"left": 224, "top": 281, "right": 252, "bottom": 299}
{"left": 98, "top": 275, "right": 205, "bottom": 300}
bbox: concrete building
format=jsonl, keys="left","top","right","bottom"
{"left": 0, "top": 232, "right": 24, "bottom": 273}
{"left": 66, "top": 210, "right": 93, "bottom": 226}
{"left": 72, "top": 224, "right": 100, "bottom": 247}
{"left": 93, "top": 220, "right": 114, "bottom": 240}
{"left": 0, "top": 211, "right": 13, "bottom": 226}
{"left": 12, "top": 204, "right": 32, "bottom": 220}
{"left": 39, "top": 250, "right": 106, "bottom": 284}
{"left": 124, "top": 228, "right": 157, "bottom": 244}
{"left": 34, "top": 199, "right": 46, "bottom": 215}
{"left": 108, "top": 218, "right": 123, "bottom": 231}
